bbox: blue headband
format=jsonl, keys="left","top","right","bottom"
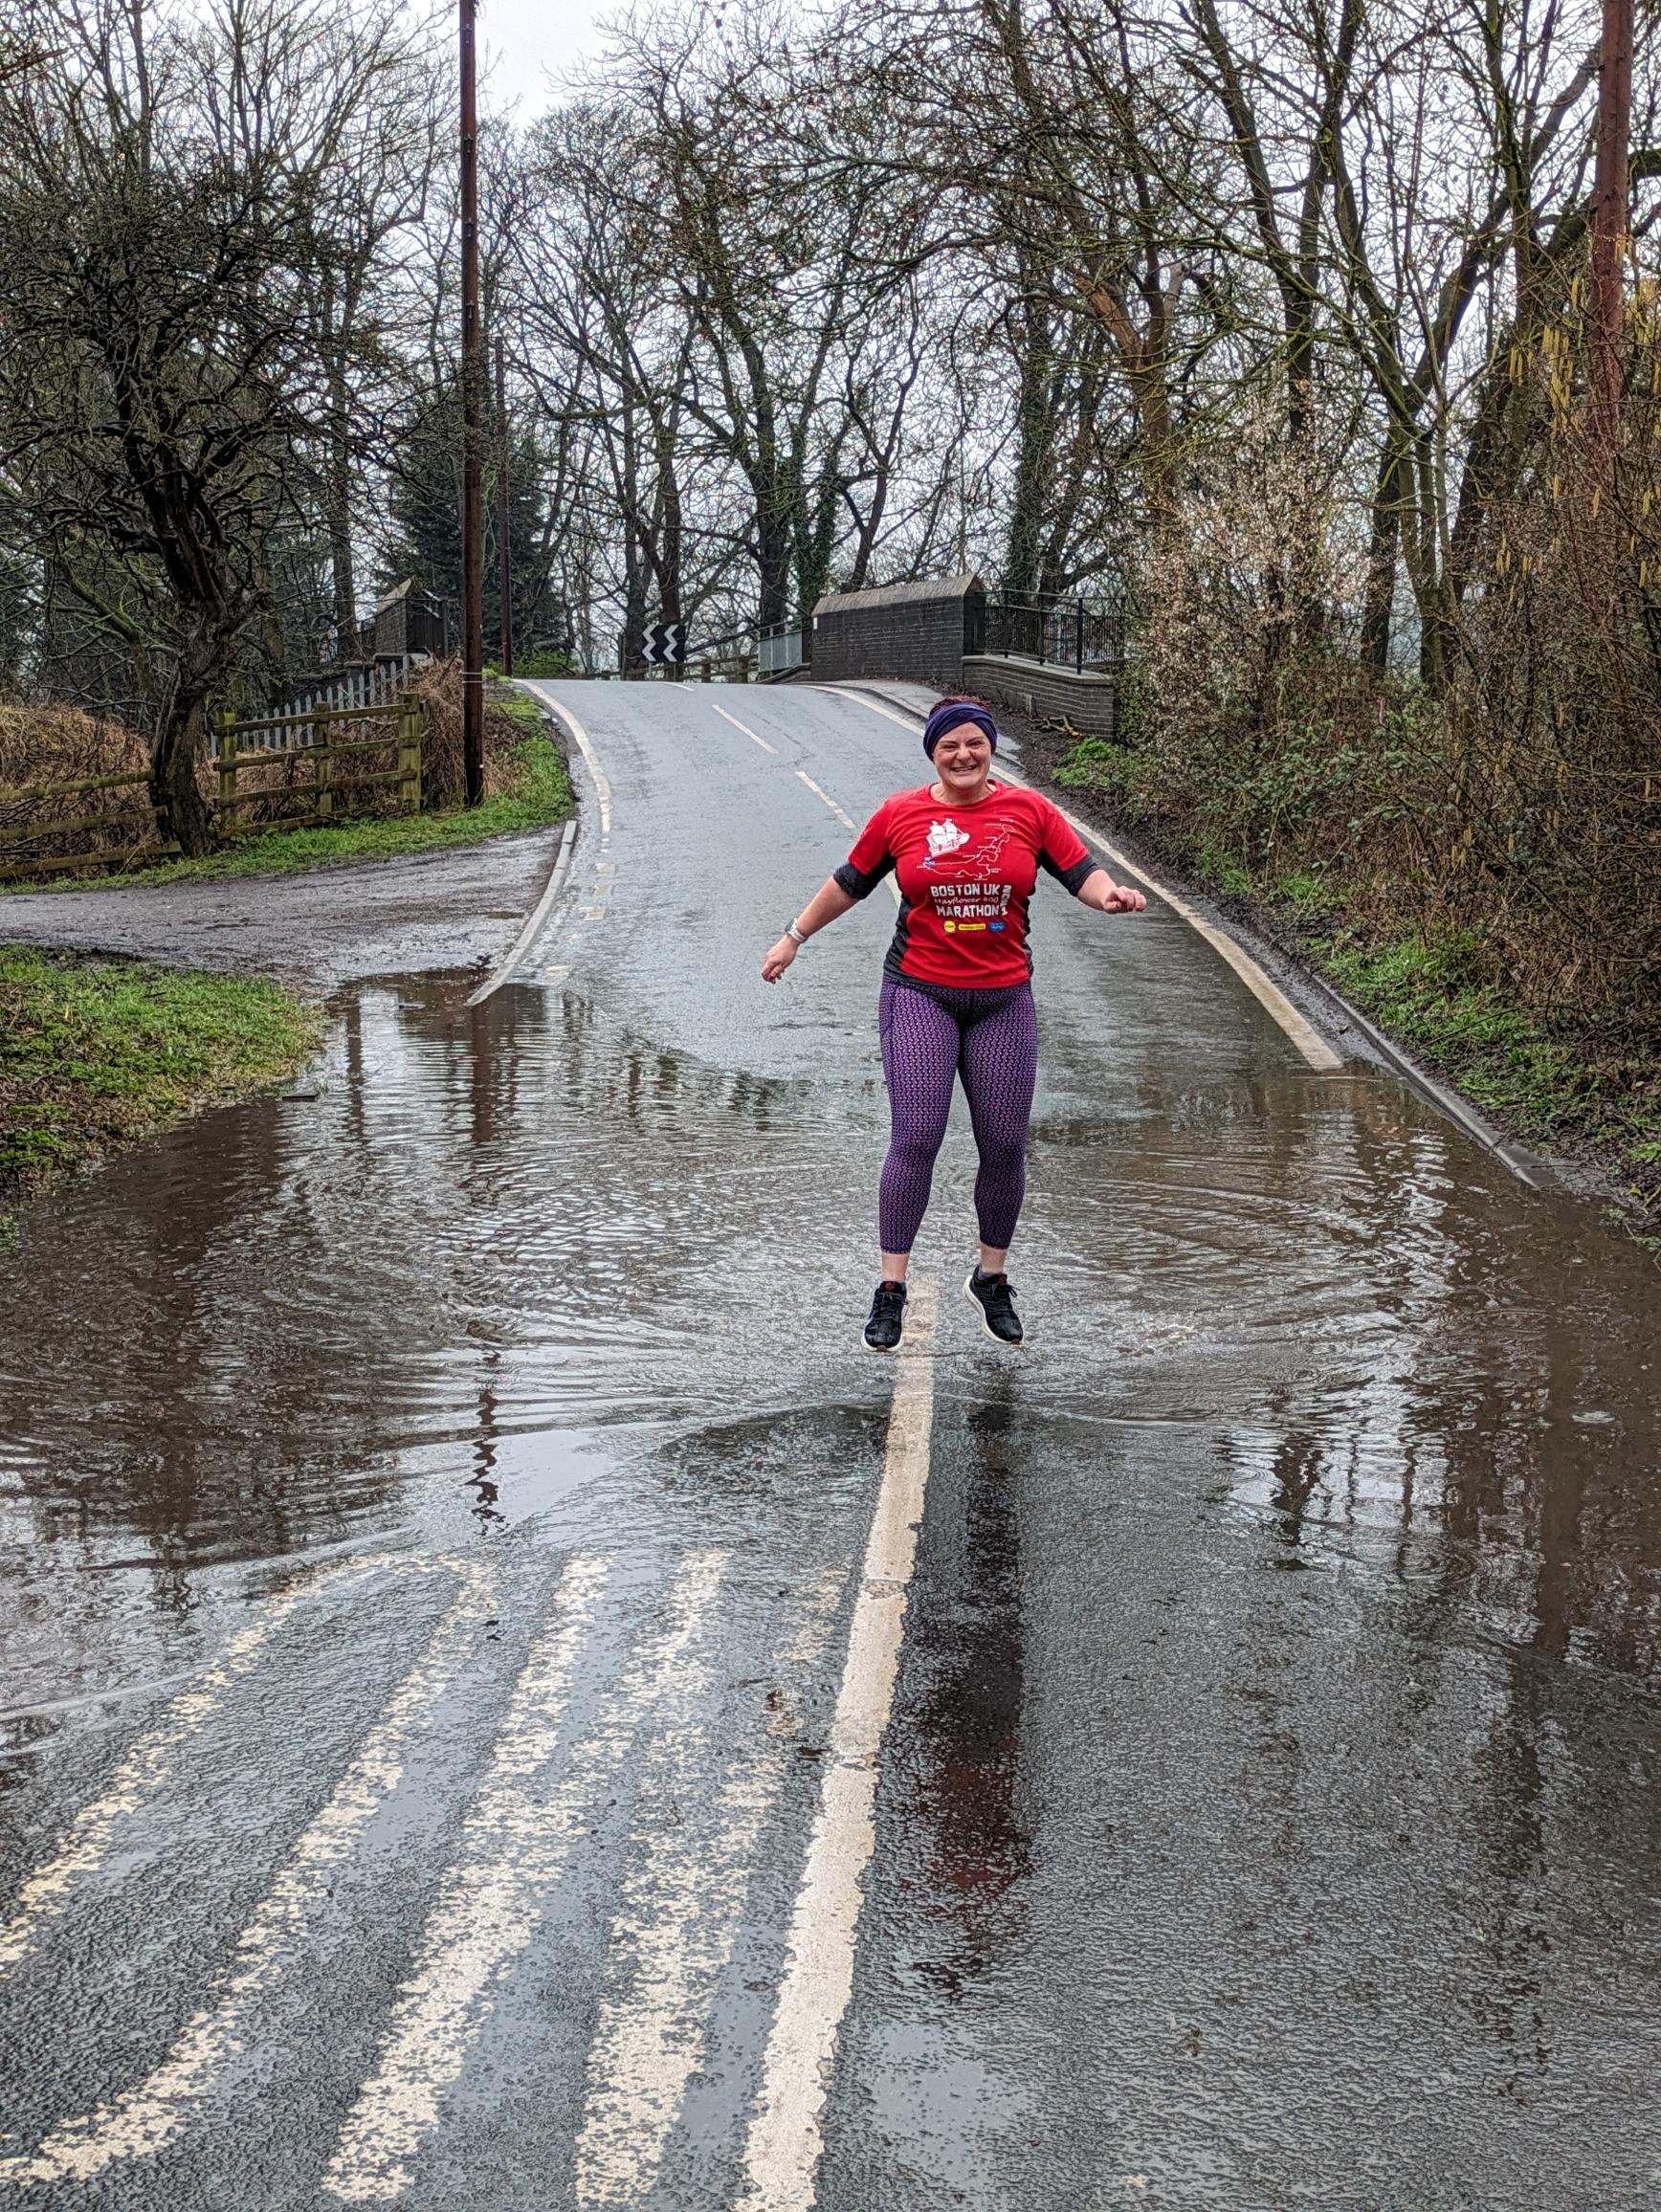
{"left": 923, "top": 700, "right": 998, "bottom": 759}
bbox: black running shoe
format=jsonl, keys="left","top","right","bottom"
{"left": 964, "top": 1269, "right": 1024, "bottom": 1344}
{"left": 863, "top": 1279, "right": 907, "bottom": 1352}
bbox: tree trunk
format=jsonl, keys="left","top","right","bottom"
{"left": 150, "top": 656, "right": 217, "bottom": 857}
{"left": 329, "top": 498, "right": 357, "bottom": 665}
{"left": 756, "top": 485, "right": 791, "bottom": 631}
{"left": 1361, "top": 432, "right": 1404, "bottom": 674}
{"left": 1005, "top": 290, "right": 1053, "bottom": 597}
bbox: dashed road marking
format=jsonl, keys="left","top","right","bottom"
{"left": 820, "top": 685, "right": 1341, "bottom": 1071}
{"left": 0, "top": 1560, "right": 499, "bottom": 2187}
{"left": 574, "top": 1564, "right": 849, "bottom": 2206}
{"left": 795, "top": 770, "right": 854, "bottom": 831}
{"left": 739, "top": 1282, "right": 939, "bottom": 2212}
{"left": 321, "top": 1549, "right": 724, "bottom": 2204}
{"left": 711, "top": 702, "right": 778, "bottom": 754}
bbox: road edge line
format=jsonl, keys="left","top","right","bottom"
{"left": 536, "top": 687, "right": 612, "bottom": 838}
{"left": 468, "top": 683, "right": 612, "bottom": 1005}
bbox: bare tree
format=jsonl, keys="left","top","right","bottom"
{"left": 0, "top": 0, "right": 444, "bottom": 847}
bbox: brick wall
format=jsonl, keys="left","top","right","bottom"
{"left": 961, "top": 655, "right": 1119, "bottom": 741}
{"left": 809, "top": 573, "right": 983, "bottom": 687}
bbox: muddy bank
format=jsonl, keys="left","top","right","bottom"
{"left": 0, "top": 818, "right": 567, "bottom": 1201}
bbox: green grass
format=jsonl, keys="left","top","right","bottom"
{"left": 4, "top": 726, "right": 574, "bottom": 896}
{"left": 492, "top": 689, "right": 551, "bottom": 735}
{"left": 1053, "top": 737, "right": 1136, "bottom": 799}
{"left": 0, "top": 946, "right": 322, "bottom": 1192}
{"left": 1315, "top": 927, "right": 1661, "bottom": 1206}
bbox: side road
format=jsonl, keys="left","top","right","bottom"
{"left": 0, "top": 823, "right": 567, "bottom": 995}
{"left": 0, "top": 696, "right": 577, "bottom": 1197}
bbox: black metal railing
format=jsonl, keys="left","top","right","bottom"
{"left": 965, "top": 590, "right": 1123, "bottom": 675}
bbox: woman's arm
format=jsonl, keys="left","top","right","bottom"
{"left": 1075, "top": 865, "right": 1147, "bottom": 916}
{"left": 762, "top": 876, "right": 859, "bottom": 983}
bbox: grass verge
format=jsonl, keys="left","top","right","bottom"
{"left": 0, "top": 946, "right": 322, "bottom": 1198}
{"left": 1312, "top": 927, "right": 1661, "bottom": 1202}
{"left": 2, "top": 715, "right": 574, "bottom": 897}
{"left": 1052, "top": 734, "right": 1661, "bottom": 1221}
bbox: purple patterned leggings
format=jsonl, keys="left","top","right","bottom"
{"left": 877, "top": 975, "right": 1038, "bottom": 1254}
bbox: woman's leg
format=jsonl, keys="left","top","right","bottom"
{"left": 877, "top": 979, "right": 962, "bottom": 1272}
{"left": 959, "top": 986, "right": 1039, "bottom": 1256}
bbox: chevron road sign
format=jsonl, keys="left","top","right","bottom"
{"left": 644, "top": 622, "right": 687, "bottom": 665}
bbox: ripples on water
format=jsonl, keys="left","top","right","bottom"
{"left": 2, "top": 964, "right": 1659, "bottom": 1736}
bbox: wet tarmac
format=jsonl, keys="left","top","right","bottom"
{"left": 2, "top": 680, "right": 1660, "bottom": 2207}
{"left": 0, "top": 827, "right": 562, "bottom": 990}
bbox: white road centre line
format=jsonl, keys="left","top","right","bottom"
{"left": 820, "top": 685, "right": 1341, "bottom": 1071}
{"left": 711, "top": 701, "right": 778, "bottom": 754}
{"left": 739, "top": 1284, "right": 939, "bottom": 2212}
{"left": 795, "top": 770, "right": 855, "bottom": 831}
{"left": 322, "top": 1548, "right": 726, "bottom": 2205}
{"left": 574, "top": 1564, "right": 850, "bottom": 2208}
{"left": 0, "top": 1560, "right": 500, "bottom": 2188}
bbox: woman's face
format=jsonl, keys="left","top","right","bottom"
{"left": 932, "top": 724, "right": 994, "bottom": 791}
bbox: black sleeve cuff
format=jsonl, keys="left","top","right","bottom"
{"left": 834, "top": 856, "right": 894, "bottom": 900}
{"left": 1039, "top": 852, "right": 1103, "bottom": 896}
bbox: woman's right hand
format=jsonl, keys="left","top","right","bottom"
{"left": 762, "top": 936, "right": 798, "bottom": 984}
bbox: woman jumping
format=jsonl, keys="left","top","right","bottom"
{"left": 761, "top": 697, "right": 1145, "bottom": 1350}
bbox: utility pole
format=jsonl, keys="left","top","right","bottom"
{"left": 496, "top": 336, "right": 513, "bottom": 677}
{"left": 1590, "top": 0, "right": 1633, "bottom": 451}
{"left": 458, "top": 0, "right": 484, "bottom": 805}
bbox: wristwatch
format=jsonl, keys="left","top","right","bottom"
{"left": 785, "top": 920, "right": 808, "bottom": 945}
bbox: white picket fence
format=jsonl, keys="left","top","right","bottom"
{"left": 241, "top": 657, "right": 419, "bottom": 752}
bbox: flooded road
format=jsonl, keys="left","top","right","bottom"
{"left": 2, "top": 679, "right": 1660, "bottom": 2207}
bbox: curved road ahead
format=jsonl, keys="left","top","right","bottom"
{"left": 2, "top": 679, "right": 1660, "bottom": 2209}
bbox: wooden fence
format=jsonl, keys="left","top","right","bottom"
{"left": 214, "top": 697, "right": 425, "bottom": 834}
{"left": 0, "top": 696, "right": 426, "bottom": 885}
{"left": 0, "top": 766, "right": 174, "bottom": 880}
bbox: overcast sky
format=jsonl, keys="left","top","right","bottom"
{"left": 474, "top": 0, "right": 620, "bottom": 113}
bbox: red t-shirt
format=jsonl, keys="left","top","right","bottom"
{"left": 835, "top": 781, "right": 1099, "bottom": 987}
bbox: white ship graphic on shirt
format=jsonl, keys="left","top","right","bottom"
{"left": 924, "top": 816, "right": 1015, "bottom": 875}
